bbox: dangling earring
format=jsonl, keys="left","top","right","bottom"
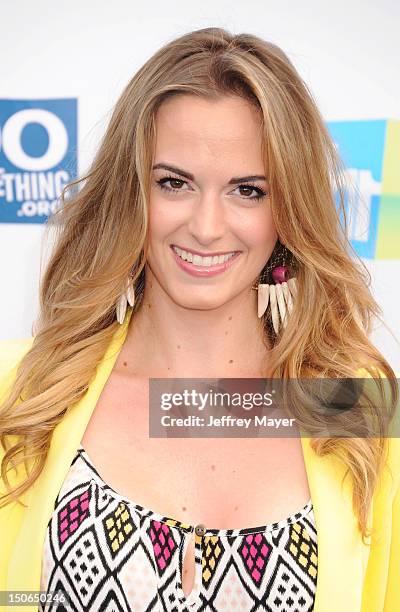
{"left": 116, "top": 272, "right": 135, "bottom": 325}
{"left": 252, "top": 240, "right": 298, "bottom": 334}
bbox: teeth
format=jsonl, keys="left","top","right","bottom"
{"left": 173, "top": 246, "right": 236, "bottom": 266}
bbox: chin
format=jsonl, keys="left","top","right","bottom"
{"left": 172, "top": 293, "right": 228, "bottom": 311}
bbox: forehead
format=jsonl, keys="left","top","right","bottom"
{"left": 153, "top": 94, "right": 264, "bottom": 172}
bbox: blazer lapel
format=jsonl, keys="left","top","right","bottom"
{"left": 7, "top": 311, "right": 133, "bottom": 595}
{"left": 301, "top": 435, "right": 368, "bottom": 612}
{"left": 7, "top": 306, "right": 369, "bottom": 612}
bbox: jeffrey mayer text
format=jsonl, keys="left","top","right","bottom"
{"left": 161, "top": 415, "right": 296, "bottom": 428}
{"left": 207, "top": 415, "right": 296, "bottom": 428}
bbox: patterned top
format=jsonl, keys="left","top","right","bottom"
{"left": 40, "top": 445, "right": 318, "bottom": 611}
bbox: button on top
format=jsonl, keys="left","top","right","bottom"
{"left": 194, "top": 523, "right": 206, "bottom": 536}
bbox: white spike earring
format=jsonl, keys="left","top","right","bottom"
{"left": 116, "top": 272, "right": 135, "bottom": 325}
{"left": 252, "top": 241, "right": 298, "bottom": 335}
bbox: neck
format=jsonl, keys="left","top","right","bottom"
{"left": 121, "top": 277, "right": 271, "bottom": 379}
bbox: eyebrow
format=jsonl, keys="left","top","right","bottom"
{"left": 152, "top": 163, "right": 266, "bottom": 184}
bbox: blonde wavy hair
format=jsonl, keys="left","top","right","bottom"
{"left": 0, "top": 27, "right": 397, "bottom": 544}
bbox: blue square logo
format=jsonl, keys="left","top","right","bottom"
{"left": 0, "top": 98, "right": 78, "bottom": 224}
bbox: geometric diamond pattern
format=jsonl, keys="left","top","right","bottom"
{"left": 202, "top": 535, "right": 225, "bottom": 586}
{"left": 265, "top": 558, "right": 316, "bottom": 610}
{"left": 286, "top": 522, "right": 318, "bottom": 583}
{"left": 58, "top": 487, "right": 91, "bottom": 547}
{"left": 102, "top": 501, "right": 135, "bottom": 558}
{"left": 40, "top": 445, "right": 318, "bottom": 611}
{"left": 147, "top": 519, "right": 178, "bottom": 576}
{"left": 238, "top": 531, "right": 271, "bottom": 586}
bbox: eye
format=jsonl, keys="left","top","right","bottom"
{"left": 233, "top": 184, "right": 268, "bottom": 202}
{"left": 156, "top": 176, "right": 190, "bottom": 193}
{"left": 155, "top": 175, "right": 268, "bottom": 202}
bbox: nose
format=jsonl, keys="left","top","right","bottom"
{"left": 187, "top": 193, "right": 226, "bottom": 246}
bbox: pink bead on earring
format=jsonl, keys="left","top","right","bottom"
{"left": 253, "top": 242, "right": 298, "bottom": 334}
{"left": 272, "top": 265, "right": 290, "bottom": 284}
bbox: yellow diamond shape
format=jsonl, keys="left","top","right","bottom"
{"left": 300, "top": 542, "right": 310, "bottom": 554}
{"left": 309, "top": 566, "right": 317, "bottom": 579}
{"left": 311, "top": 552, "right": 317, "bottom": 565}
{"left": 112, "top": 539, "right": 119, "bottom": 552}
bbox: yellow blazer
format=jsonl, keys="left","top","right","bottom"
{"left": 0, "top": 308, "right": 399, "bottom": 612}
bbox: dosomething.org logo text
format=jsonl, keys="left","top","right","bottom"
{"left": 0, "top": 99, "right": 77, "bottom": 224}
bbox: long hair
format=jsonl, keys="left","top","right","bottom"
{"left": 0, "top": 27, "right": 397, "bottom": 544}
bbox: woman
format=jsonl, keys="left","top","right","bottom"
{"left": 0, "top": 27, "right": 399, "bottom": 612}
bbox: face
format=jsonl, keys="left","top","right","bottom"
{"left": 147, "top": 94, "right": 278, "bottom": 310}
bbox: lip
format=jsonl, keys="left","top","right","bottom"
{"left": 170, "top": 245, "right": 241, "bottom": 277}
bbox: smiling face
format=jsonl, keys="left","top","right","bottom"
{"left": 147, "top": 93, "right": 278, "bottom": 310}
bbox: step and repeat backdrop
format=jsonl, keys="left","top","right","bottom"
{"left": 0, "top": 1, "right": 399, "bottom": 371}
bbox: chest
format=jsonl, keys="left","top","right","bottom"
{"left": 80, "top": 371, "right": 312, "bottom": 530}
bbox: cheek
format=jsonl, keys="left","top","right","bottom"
{"left": 234, "top": 206, "right": 277, "bottom": 252}
{"left": 148, "top": 194, "right": 185, "bottom": 242}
